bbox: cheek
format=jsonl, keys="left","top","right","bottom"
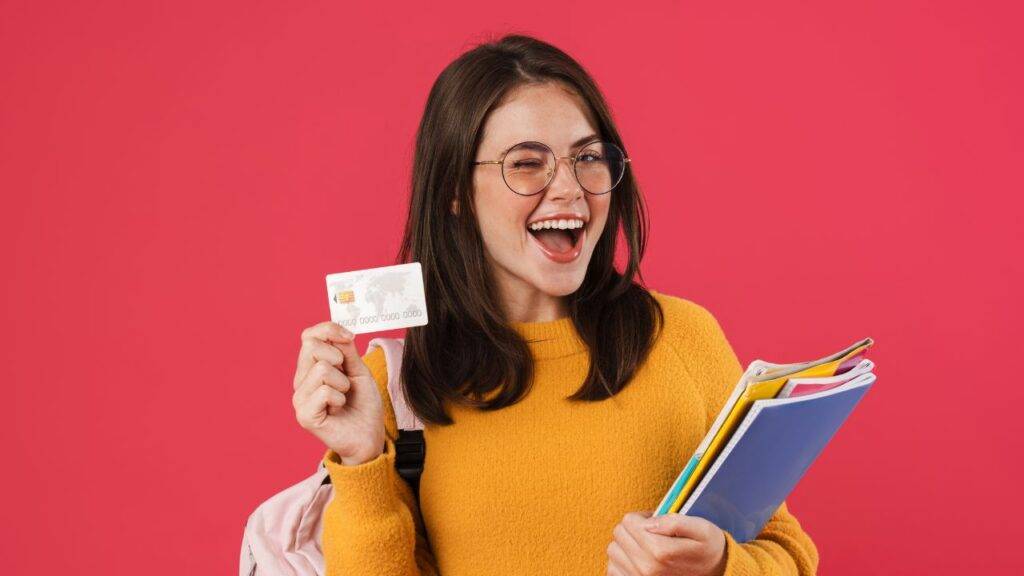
{"left": 473, "top": 183, "right": 534, "bottom": 251}
{"left": 587, "top": 196, "right": 613, "bottom": 239}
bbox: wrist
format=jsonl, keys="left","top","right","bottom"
{"left": 339, "top": 439, "right": 386, "bottom": 466}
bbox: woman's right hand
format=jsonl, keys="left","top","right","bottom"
{"left": 292, "top": 321, "right": 386, "bottom": 466}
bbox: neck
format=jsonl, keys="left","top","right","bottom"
{"left": 501, "top": 292, "right": 569, "bottom": 323}
{"left": 490, "top": 269, "right": 570, "bottom": 322}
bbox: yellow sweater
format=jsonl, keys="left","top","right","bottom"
{"left": 322, "top": 290, "right": 819, "bottom": 575}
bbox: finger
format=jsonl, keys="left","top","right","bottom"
{"left": 297, "top": 384, "right": 347, "bottom": 425}
{"left": 301, "top": 321, "right": 356, "bottom": 345}
{"left": 295, "top": 339, "right": 345, "bottom": 389}
{"left": 644, "top": 512, "right": 714, "bottom": 541}
{"left": 294, "top": 360, "right": 351, "bottom": 408}
{"left": 328, "top": 331, "right": 373, "bottom": 381}
{"left": 606, "top": 564, "right": 629, "bottom": 576}
{"left": 605, "top": 541, "right": 641, "bottom": 576}
{"left": 297, "top": 322, "right": 354, "bottom": 388}
{"left": 317, "top": 384, "right": 347, "bottom": 407}
{"left": 612, "top": 519, "right": 654, "bottom": 574}
{"left": 639, "top": 530, "right": 707, "bottom": 567}
{"left": 626, "top": 510, "right": 706, "bottom": 567}
{"left": 620, "top": 511, "right": 661, "bottom": 562}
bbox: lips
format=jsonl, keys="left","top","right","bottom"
{"left": 527, "top": 223, "right": 586, "bottom": 263}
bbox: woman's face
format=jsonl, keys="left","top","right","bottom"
{"left": 467, "top": 82, "right": 611, "bottom": 311}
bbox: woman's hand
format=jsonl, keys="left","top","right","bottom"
{"left": 606, "top": 510, "right": 727, "bottom": 576}
{"left": 292, "top": 321, "right": 385, "bottom": 466}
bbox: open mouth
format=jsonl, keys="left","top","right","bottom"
{"left": 526, "top": 220, "right": 586, "bottom": 263}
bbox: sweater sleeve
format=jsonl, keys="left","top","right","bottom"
{"left": 720, "top": 501, "right": 819, "bottom": 576}
{"left": 655, "top": 291, "right": 820, "bottom": 576}
{"left": 320, "top": 346, "right": 439, "bottom": 576}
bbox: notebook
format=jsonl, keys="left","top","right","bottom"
{"left": 779, "top": 358, "right": 874, "bottom": 398}
{"left": 681, "top": 372, "right": 875, "bottom": 542}
{"left": 655, "top": 338, "right": 874, "bottom": 517}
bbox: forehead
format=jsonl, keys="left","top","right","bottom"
{"left": 480, "top": 82, "right": 599, "bottom": 153}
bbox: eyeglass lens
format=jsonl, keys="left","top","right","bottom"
{"left": 501, "top": 141, "right": 626, "bottom": 196}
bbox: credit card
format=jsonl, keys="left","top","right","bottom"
{"left": 325, "top": 262, "right": 428, "bottom": 334}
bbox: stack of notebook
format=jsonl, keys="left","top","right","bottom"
{"left": 653, "top": 337, "right": 876, "bottom": 542}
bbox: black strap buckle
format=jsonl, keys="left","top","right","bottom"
{"left": 320, "top": 429, "right": 426, "bottom": 492}
{"left": 394, "top": 429, "right": 426, "bottom": 492}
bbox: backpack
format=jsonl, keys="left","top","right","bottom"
{"left": 239, "top": 337, "right": 425, "bottom": 576}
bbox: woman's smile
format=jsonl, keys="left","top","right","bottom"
{"left": 525, "top": 212, "right": 589, "bottom": 263}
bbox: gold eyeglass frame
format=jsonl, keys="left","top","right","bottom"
{"left": 472, "top": 138, "right": 632, "bottom": 196}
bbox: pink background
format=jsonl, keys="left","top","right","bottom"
{"left": 2, "top": 1, "right": 1021, "bottom": 573}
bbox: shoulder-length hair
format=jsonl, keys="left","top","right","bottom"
{"left": 395, "top": 33, "right": 664, "bottom": 426}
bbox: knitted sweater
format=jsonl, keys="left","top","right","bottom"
{"left": 321, "top": 290, "right": 819, "bottom": 575}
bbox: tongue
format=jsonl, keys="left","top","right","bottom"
{"left": 532, "top": 228, "right": 574, "bottom": 253}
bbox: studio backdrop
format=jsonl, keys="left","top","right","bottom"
{"left": 2, "top": 1, "right": 1021, "bottom": 574}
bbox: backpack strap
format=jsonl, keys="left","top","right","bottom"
{"left": 366, "top": 337, "right": 424, "bottom": 431}
{"left": 366, "top": 336, "right": 421, "bottom": 430}
{"left": 365, "top": 337, "right": 426, "bottom": 493}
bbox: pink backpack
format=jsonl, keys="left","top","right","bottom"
{"left": 239, "top": 337, "right": 425, "bottom": 576}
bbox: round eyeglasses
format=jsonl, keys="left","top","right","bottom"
{"left": 472, "top": 139, "right": 631, "bottom": 196}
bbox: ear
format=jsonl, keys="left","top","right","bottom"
{"left": 450, "top": 198, "right": 459, "bottom": 216}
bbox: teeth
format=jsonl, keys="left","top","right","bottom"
{"left": 528, "top": 218, "right": 585, "bottom": 231}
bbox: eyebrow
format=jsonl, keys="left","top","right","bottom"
{"left": 498, "top": 133, "right": 600, "bottom": 157}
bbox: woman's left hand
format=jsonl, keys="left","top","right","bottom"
{"left": 606, "top": 510, "right": 727, "bottom": 576}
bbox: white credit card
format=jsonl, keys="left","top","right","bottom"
{"left": 325, "top": 262, "right": 428, "bottom": 334}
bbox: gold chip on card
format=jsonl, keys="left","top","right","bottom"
{"left": 334, "top": 290, "right": 355, "bottom": 304}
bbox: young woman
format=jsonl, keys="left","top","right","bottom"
{"left": 292, "top": 35, "right": 819, "bottom": 576}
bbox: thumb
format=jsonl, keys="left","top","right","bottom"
{"left": 643, "top": 513, "right": 702, "bottom": 538}
{"left": 325, "top": 332, "right": 372, "bottom": 380}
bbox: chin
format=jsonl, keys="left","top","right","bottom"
{"left": 529, "top": 267, "right": 588, "bottom": 297}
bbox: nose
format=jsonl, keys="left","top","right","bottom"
{"left": 544, "top": 156, "right": 584, "bottom": 202}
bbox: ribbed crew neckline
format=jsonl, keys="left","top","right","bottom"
{"left": 508, "top": 315, "right": 588, "bottom": 360}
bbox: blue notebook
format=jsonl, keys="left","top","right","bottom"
{"left": 679, "top": 372, "right": 876, "bottom": 543}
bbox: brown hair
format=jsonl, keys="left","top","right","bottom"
{"left": 396, "top": 33, "right": 664, "bottom": 425}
